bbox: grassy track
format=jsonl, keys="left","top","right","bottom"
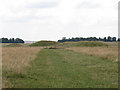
{"left": 4, "top": 49, "right": 118, "bottom": 88}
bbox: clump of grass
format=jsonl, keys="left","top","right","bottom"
{"left": 62, "top": 41, "right": 109, "bottom": 47}
{"left": 29, "top": 41, "right": 58, "bottom": 47}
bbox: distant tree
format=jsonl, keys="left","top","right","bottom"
{"left": 58, "top": 36, "right": 118, "bottom": 43}
{"left": 93, "top": 37, "right": 97, "bottom": 41}
{"left": 15, "top": 38, "right": 24, "bottom": 43}
{"left": 75, "top": 37, "right": 79, "bottom": 41}
{"left": 98, "top": 37, "right": 102, "bottom": 41}
{"left": 62, "top": 37, "right": 66, "bottom": 40}
{"left": 9, "top": 38, "right": 15, "bottom": 43}
{"left": 1, "top": 38, "right": 9, "bottom": 43}
{"left": 0, "top": 38, "right": 24, "bottom": 43}
{"left": 103, "top": 37, "right": 107, "bottom": 42}
{"left": 107, "top": 36, "right": 112, "bottom": 42}
{"left": 112, "top": 37, "right": 116, "bottom": 42}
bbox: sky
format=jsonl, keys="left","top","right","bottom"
{"left": 0, "top": 0, "right": 119, "bottom": 41}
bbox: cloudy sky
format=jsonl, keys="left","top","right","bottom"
{"left": 0, "top": 0, "right": 119, "bottom": 41}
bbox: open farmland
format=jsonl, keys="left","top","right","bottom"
{"left": 2, "top": 41, "right": 118, "bottom": 88}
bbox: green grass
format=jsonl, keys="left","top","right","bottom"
{"left": 3, "top": 43, "right": 29, "bottom": 47}
{"left": 4, "top": 49, "right": 118, "bottom": 88}
{"left": 29, "top": 41, "right": 58, "bottom": 47}
{"left": 60, "top": 41, "right": 109, "bottom": 47}
{"left": 104, "top": 42, "right": 118, "bottom": 47}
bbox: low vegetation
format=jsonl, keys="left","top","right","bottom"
{"left": 5, "top": 43, "right": 24, "bottom": 47}
{"left": 2, "top": 47, "right": 42, "bottom": 88}
{"left": 104, "top": 42, "right": 118, "bottom": 47}
{"left": 2, "top": 41, "right": 118, "bottom": 88}
{"left": 3, "top": 49, "right": 118, "bottom": 88}
{"left": 29, "top": 41, "right": 58, "bottom": 47}
{"left": 60, "top": 41, "right": 109, "bottom": 47}
{"left": 2, "top": 43, "right": 30, "bottom": 47}
{"left": 67, "top": 47, "right": 118, "bottom": 61}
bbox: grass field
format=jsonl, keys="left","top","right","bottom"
{"left": 2, "top": 47, "right": 42, "bottom": 88}
{"left": 2, "top": 41, "right": 118, "bottom": 88}
{"left": 66, "top": 47, "right": 118, "bottom": 61}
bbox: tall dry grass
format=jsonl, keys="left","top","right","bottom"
{"left": 2, "top": 47, "right": 42, "bottom": 73}
{"left": 67, "top": 46, "right": 118, "bottom": 61}
{"left": 2, "top": 47, "right": 42, "bottom": 87}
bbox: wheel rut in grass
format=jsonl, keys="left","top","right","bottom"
{"left": 9, "top": 49, "right": 118, "bottom": 88}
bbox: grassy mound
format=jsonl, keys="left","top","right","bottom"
{"left": 5, "top": 43, "right": 24, "bottom": 47}
{"left": 61, "top": 41, "right": 109, "bottom": 47}
{"left": 30, "top": 41, "right": 58, "bottom": 47}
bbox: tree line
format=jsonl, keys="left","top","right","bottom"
{"left": 58, "top": 36, "right": 119, "bottom": 42}
{"left": 0, "top": 38, "right": 24, "bottom": 43}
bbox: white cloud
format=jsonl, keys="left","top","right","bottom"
{"left": 77, "top": 2, "right": 101, "bottom": 8}
{"left": 26, "top": 2, "right": 58, "bottom": 8}
{"left": 0, "top": 0, "right": 119, "bottom": 41}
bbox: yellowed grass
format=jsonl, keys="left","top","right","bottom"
{"left": 67, "top": 46, "right": 118, "bottom": 61}
{"left": 2, "top": 47, "right": 42, "bottom": 73}
{"left": 2, "top": 47, "right": 42, "bottom": 88}
{"left": 2, "top": 78, "right": 12, "bottom": 88}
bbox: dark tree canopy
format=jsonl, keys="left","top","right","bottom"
{"left": 58, "top": 36, "right": 118, "bottom": 42}
{"left": 0, "top": 38, "right": 24, "bottom": 43}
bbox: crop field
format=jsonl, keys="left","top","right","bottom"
{"left": 2, "top": 41, "right": 118, "bottom": 88}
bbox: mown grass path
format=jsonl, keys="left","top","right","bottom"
{"left": 7, "top": 49, "right": 118, "bottom": 88}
